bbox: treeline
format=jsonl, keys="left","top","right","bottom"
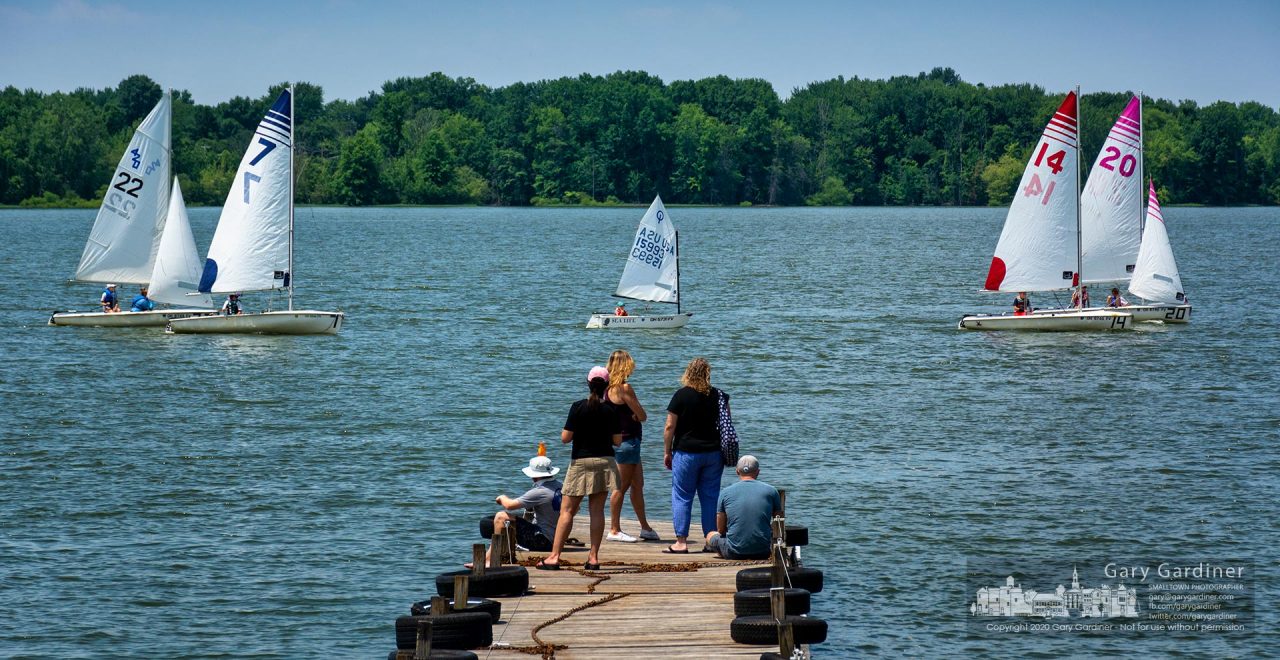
{"left": 3, "top": 68, "right": 1278, "bottom": 207}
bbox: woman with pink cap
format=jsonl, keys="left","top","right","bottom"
{"left": 537, "top": 366, "right": 622, "bottom": 570}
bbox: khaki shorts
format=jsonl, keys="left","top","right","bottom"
{"left": 562, "top": 456, "right": 620, "bottom": 497}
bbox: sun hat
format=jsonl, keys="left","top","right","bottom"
{"left": 106, "top": 283, "right": 116, "bottom": 288}
{"left": 587, "top": 366, "right": 610, "bottom": 382}
{"left": 522, "top": 455, "right": 560, "bottom": 478}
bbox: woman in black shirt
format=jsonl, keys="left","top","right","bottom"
{"left": 538, "top": 366, "right": 621, "bottom": 570}
{"left": 662, "top": 357, "right": 724, "bottom": 553}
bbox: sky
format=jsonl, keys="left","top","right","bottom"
{"left": 2, "top": 0, "right": 1277, "bottom": 107}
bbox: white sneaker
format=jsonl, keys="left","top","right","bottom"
{"left": 639, "top": 529, "right": 660, "bottom": 541}
{"left": 606, "top": 531, "right": 638, "bottom": 542}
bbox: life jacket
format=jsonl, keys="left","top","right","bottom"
{"left": 615, "top": 307, "right": 627, "bottom": 316}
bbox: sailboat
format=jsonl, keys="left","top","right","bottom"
{"left": 958, "top": 89, "right": 1133, "bottom": 331}
{"left": 166, "top": 87, "right": 343, "bottom": 335}
{"left": 50, "top": 91, "right": 217, "bottom": 327}
{"left": 1030, "top": 95, "right": 1190, "bottom": 323}
{"left": 1127, "top": 182, "right": 1190, "bottom": 322}
{"left": 586, "top": 194, "right": 692, "bottom": 329}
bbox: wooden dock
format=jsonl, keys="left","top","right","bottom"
{"left": 409, "top": 518, "right": 781, "bottom": 659}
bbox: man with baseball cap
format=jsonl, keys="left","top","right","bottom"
{"left": 473, "top": 452, "right": 564, "bottom": 567}
{"left": 704, "top": 455, "right": 781, "bottom": 559}
{"left": 100, "top": 283, "right": 119, "bottom": 313}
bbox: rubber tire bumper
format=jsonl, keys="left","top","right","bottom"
{"left": 733, "top": 588, "right": 812, "bottom": 617}
{"left": 784, "top": 525, "right": 808, "bottom": 547}
{"left": 387, "top": 651, "right": 479, "bottom": 660}
{"left": 435, "top": 566, "right": 529, "bottom": 598}
{"left": 386, "top": 649, "right": 478, "bottom": 660}
{"left": 411, "top": 598, "right": 502, "bottom": 623}
{"left": 730, "top": 615, "right": 828, "bottom": 645}
{"left": 394, "top": 612, "right": 492, "bottom": 650}
{"left": 735, "top": 566, "right": 824, "bottom": 594}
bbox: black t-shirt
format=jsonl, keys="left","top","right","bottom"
{"left": 563, "top": 399, "right": 621, "bottom": 459}
{"left": 666, "top": 386, "right": 721, "bottom": 453}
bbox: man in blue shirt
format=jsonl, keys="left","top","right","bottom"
{"left": 131, "top": 287, "right": 156, "bottom": 312}
{"left": 705, "top": 455, "right": 781, "bottom": 559}
{"left": 100, "top": 283, "right": 119, "bottom": 313}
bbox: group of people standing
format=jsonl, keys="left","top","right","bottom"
{"left": 480, "top": 352, "right": 781, "bottom": 570}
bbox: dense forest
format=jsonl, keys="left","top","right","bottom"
{"left": 3, "top": 68, "right": 1278, "bottom": 208}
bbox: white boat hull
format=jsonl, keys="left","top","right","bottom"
{"left": 166, "top": 310, "right": 344, "bottom": 335}
{"left": 958, "top": 309, "right": 1134, "bottom": 331}
{"left": 49, "top": 309, "right": 218, "bottom": 327}
{"left": 1033, "top": 304, "right": 1191, "bottom": 324}
{"left": 585, "top": 312, "right": 692, "bottom": 329}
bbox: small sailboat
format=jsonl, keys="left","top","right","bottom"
{"left": 586, "top": 194, "right": 692, "bottom": 329}
{"left": 959, "top": 89, "right": 1133, "bottom": 331}
{"left": 167, "top": 87, "right": 343, "bottom": 335}
{"left": 1031, "top": 95, "right": 1189, "bottom": 323}
{"left": 50, "top": 91, "right": 217, "bottom": 327}
{"left": 1127, "top": 182, "right": 1191, "bottom": 322}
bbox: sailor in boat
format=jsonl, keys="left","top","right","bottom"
{"left": 100, "top": 283, "right": 119, "bottom": 313}
{"left": 1013, "top": 292, "right": 1031, "bottom": 316}
{"left": 220, "top": 293, "right": 245, "bottom": 316}
{"left": 614, "top": 302, "right": 628, "bottom": 316}
{"left": 130, "top": 287, "right": 156, "bottom": 312}
{"left": 1070, "top": 286, "right": 1090, "bottom": 309}
{"left": 1106, "top": 288, "right": 1129, "bottom": 307}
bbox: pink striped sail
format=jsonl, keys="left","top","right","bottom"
{"left": 1080, "top": 95, "right": 1144, "bottom": 283}
{"left": 1128, "top": 182, "right": 1184, "bottom": 302}
{"left": 984, "top": 92, "right": 1079, "bottom": 292}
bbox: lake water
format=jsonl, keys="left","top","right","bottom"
{"left": 1, "top": 206, "right": 1276, "bottom": 657}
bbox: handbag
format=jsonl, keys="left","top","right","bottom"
{"left": 716, "top": 389, "right": 739, "bottom": 467}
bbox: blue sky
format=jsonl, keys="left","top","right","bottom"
{"left": 2, "top": 0, "right": 1277, "bottom": 106}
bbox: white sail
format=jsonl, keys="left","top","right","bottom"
{"left": 615, "top": 194, "right": 679, "bottom": 303}
{"left": 149, "top": 178, "right": 213, "bottom": 307}
{"left": 198, "top": 89, "right": 292, "bottom": 295}
{"left": 983, "top": 92, "right": 1079, "bottom": 292}
{"left": 1128, "top": 183, "right": 1185, "bottom": 303}
{"left": 1080, "top": 96, "right": 1143, "bottom": 283}
{"left": 75, "top": 91, "right": 172, "bottom": 284}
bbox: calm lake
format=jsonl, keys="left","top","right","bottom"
{"left": 1, "top": 206, "right": 1276, "bottom": 657}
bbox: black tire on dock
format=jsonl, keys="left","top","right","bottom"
{"left": 411, "top": 598, "right": 502, "bottom": 623}
{"left": 394, "top": 612, "right": 493, "bottom": 650}
{"left": 735, "top": 566, "right": 824, "bottom": 594}
{"left": 388, "top": 651, "right": 479, "bottom": 660}
{"left": 478, "top": 516, "right": 494, "bottom": 539}
{"left": 730, "top": 615, "right": 828, "bottom": 645}
{"left": 733, "top": 588, "right": 811, "bottom": 617}
{"left": 435, "top": 566, "right": 529, "bottom": 598}
{"left": 784, "top": 525, "right": 808, "bottom": 547}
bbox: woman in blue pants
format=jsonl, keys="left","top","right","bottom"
{"left": 662, "top": 357, "right": 724, "bottom": 553}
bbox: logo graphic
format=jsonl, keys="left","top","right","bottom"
{"left": 971, "top": 567, "right": 1138, "bottom": 618}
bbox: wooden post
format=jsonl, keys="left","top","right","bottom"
{"left": 471, "top": 543, "right": 486, "bottom": 577}
{"left": 413, "top": 618, "right": 433, "bottom": 660}
{"left": 506, "top": 521, "right": 518, "bottom": 561}
{"left": 777, "top": 488, "right": 786, "bottom": 517}
{"left": 489, "top": 526, "right": 506, "bottom": 568}
{"left": 453, "top": 575, "right": 469, "bottom": 610}
{"left": 429, "top": 595, "right": 448, "bottom": 615}
{"left": 777, "top": 621, "right": 796, "bottom": 658}
{"left": 771, "top": 527, "right": 787, "bottom": 589}
{"left": 771, "top": 585, "right": 795, "bottom": 658}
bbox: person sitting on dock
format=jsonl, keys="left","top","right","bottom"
{"left": 705, "top": 455, "right": 780, "bottom": 560}
{"left": 614, "top": 303, "right": 628, "bottom": 317}
{"left": 101, "top": 283, "right": 119, "bottom": 313}
{"left": 472, "top": 453, "right": 563, "bottom": 566}
{"left": 221, "top": 293, "right": 244, "bottom": 315}
{"left": 1012, "top": 292, "right": 1031, "bottom": 316}
{"left": 131, "top": 287, "right": 156, "bottom": 312}
{"left": 1106, "top": 288, "right": 1129, "bottom": 307}
{"left": 1070, "top": 286, "right": 1090, "bottom": 309}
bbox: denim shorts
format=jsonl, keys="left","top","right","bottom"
{"left": 614, "top": 438, "right": 642, "bottom": 464}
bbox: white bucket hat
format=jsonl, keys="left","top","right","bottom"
{"left": 522, "top": 455, "right": 560, "bottom": 478}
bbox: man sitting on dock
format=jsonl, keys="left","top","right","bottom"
{"left": 705, "top": 455, "right": 780, "bottom": 560}
{"left": 473, "top": 453, "right": 563, "bottom": 566}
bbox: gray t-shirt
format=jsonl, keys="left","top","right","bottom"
{"left": 516, "top": 479, "right": 562, "bottom": 538}
{"left": 717, "top": 479, "right": 781, "bottom": 557}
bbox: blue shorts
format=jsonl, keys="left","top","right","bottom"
{"left": 615, "top": 438, "right": 642, "bottom": 465}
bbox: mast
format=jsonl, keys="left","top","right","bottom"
{"left": 674, "top": 230, "right": 681, "bottom": 315}
{"left": 1137, "top": 91, "right": 1145, "bottom": 235}
{"left": 1074, "top": 85, "right": 1084, "bottom": 308}
{"left": 287, "top": 84, "right": 295, "bottom": 311}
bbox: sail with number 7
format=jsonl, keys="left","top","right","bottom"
{"left": 982, "top": 92, "right": 1080, "bottom": 292}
